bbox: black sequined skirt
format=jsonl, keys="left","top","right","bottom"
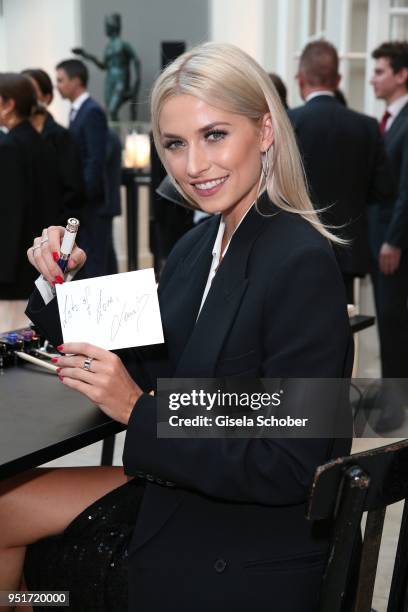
{"left": 24, "top": 478, "right": 145, "bottom": 612}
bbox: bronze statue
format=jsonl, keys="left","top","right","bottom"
{"left": 72, "top": 13, "right": 141, "bottom": 121}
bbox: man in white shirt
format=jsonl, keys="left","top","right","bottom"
{"left": 369, "top": 42, "right": 408, "bottom": 422}
{"left": 55, "top": 59, "right": 110, "bottom": 277}
{"left": 366, "top": 41, "right": 408, "bottom": 432}
{"left": 289, "top": 40, "right": 393, "bottom": 304}
{"left": 371, "top": 42, "right": 408, "bottom": 272}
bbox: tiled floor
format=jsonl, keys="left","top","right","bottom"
{"left": 41, "top": 276, "right": 403, "bottom": 612}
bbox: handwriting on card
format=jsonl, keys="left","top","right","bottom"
{"left": 56, "top": 269, "right": 164, "bottom": 350}
{"left": 61, "top": 289, "right": 150, "bottom": 340}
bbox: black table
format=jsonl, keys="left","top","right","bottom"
{"left": 0, "top": 364, "right": 125, "bottom": 481}
{"left": 350, "top": 314, "right": 375, "bottom": 334}
{"left": 0, "top": 314, "right": 375, "bottom": 481}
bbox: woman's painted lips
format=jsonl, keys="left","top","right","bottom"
{"left": 191, "top": 176, "right": 228, "bottom": 197}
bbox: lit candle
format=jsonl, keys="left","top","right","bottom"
{"left": 124, "top": 132, "right": 151, "bottom": 169}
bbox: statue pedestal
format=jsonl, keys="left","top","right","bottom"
{"left": 121, "top": 168, "right": 151, "bottom": 271}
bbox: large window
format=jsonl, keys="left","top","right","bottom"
{"left": 286, "top": 0, "right": 406, "bottom": 114}
{"left": 293, "top": 0, "right": 368, "bottom": 111}
{"left": 390, "top": 0, "right": 408, "bottom": 39}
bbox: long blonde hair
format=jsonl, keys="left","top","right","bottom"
{"left": 151, "top": 42, "right": 342, "bottom": 244}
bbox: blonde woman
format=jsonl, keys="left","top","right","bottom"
{"left": 0, "top": 43, "right": 352, "bottom": 612}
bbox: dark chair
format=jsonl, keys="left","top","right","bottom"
{"left": 308, "top": 439, "right": 408, "bottom": 611}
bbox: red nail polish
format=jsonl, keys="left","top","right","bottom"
{"left": 51, "top": 357, "right": 58, "bottom": 363}
{"left": 52, "top": 252, "right": 59, "bottom": 262}
{"left": 58, "top": 375, "right": 64, "bottom": 381}
{"left": 55, "top": 275, "right": 64, "bottom": 284}
{"left": 56, "top": 367, "right": 61, "bottom": 373}
{"left": 57, "top": 345, "right": 64, "bottom": 352}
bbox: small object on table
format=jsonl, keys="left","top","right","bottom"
{"left": 14, "top": 351, "right": 58, "bottom": 373}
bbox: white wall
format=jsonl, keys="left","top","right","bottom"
{"left": 0, "top": 0, "right": 81, "bottom": 125}
{"left": 209, "top": 0, "right": 299, "bottom": 103}
{"left": 0, "top": 1, "right": 6, "bottom": 72}
{"left": 210, "top": 0, "right": 264, "bottom": 64}
{"left": 80, "top": 0, "right": 208, "bottom": 122}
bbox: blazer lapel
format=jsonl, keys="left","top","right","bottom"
{"left": 385, "top": 101, "right": 408, "bottom": 144}
{"left": 70, "top": 97, "right": 91, "bottom": 129}
{"left": 130, "top": 199, "right": 273, "bottom": 551}
{"left": 174, "top": 202, "right": 268, "bottom": 377}
{"left": 159, "top": 216, "right": 218, "bottom": 367}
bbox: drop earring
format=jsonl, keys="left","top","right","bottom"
{"left": 261, "top": 150, "right": 270, "bottom": 178}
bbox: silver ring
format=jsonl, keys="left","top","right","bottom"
{"left": 31, "top": 244, "right": 41, "bottom": 252}
{"left": 83, "top": 357, "right": 94, "bottom": 372}
{"left": 40, "top": 236, "right": 49, "bottom": 244}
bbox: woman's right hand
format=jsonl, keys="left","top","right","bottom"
{"left": 27, "top": 225, "right": 86, "bottom": 285}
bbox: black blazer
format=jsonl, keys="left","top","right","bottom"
{"left": 41, "top": 113, "right": 85, "bottom": 224}
{"left": 27, "top": 196, "right": 353, "bottom": 611}
{"left": 0, "top": 121, "right": 60, "bottom": 299}
{"left": 374, "top": 101, "right": 408, "bottom": 251}
{"left": 69, "top": 97, "right": 108, "bottom": 211}
{"left": 289, "top": 95, "right": 394, "bottom": 276}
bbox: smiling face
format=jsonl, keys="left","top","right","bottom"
{"left": 159, "top": 94, "right": 273, "bottom": 227}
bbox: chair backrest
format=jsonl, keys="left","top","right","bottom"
{"left": 308, "top": 439, "right": 408, "bottom": 612}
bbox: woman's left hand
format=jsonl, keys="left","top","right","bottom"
{"left": 55, "top": 343, "right": 143, "bottom": 425}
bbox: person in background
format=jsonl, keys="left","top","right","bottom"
{"left": 268, "top": 72, "right": 289, "bottom": 109}
{"left": 289, "top": 40, "right": 394, "bottom": 304}
{"left": 55, "top": 58, "right": 108, "bottom": 277}
{"left": 21, "top": 68, "right": 84, "bottom": 225}
{"left": 369, "top": 41, "right": 408, "bottom": 430}
{"left": 0, "top": 73, "right": 60, "bottom": 332}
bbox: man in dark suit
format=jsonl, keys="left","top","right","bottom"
{"left": 56, "top": 59, "right": 109, "bottom": 277}
{"left": 369, "top": 42, "right": 408, "bottom": 423}
{"left": 289, "top": 40, "right": 393, "bottom": 303}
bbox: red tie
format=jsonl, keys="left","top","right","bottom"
{"left": 379, "top": 110, "right": 391, "bottom": 134}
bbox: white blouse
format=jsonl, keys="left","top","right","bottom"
{"left": 197, "top": 204, "right": 254, "bottom": 318}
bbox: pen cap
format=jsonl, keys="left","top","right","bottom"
{"left": 67, "top": 218, "right": 80, "bottom": 233}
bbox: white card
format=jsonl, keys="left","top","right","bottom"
{"left": 55, "top": 269, "right": 164, "bottom": 350}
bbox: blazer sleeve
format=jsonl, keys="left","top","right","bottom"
{"left": 82, "top": 106, "right": 108, "bottom": 201}
{"left": 0, "top": 142, "right": 25, "bottom": 283}
{"left": 385, "top": 127, "right": 408, "bottom": 248}
{"left": 123, "top": 245, "right": 352, "bottom": 506}
{"left": 367, "top": 123, "right": 396, "bottom": 210}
